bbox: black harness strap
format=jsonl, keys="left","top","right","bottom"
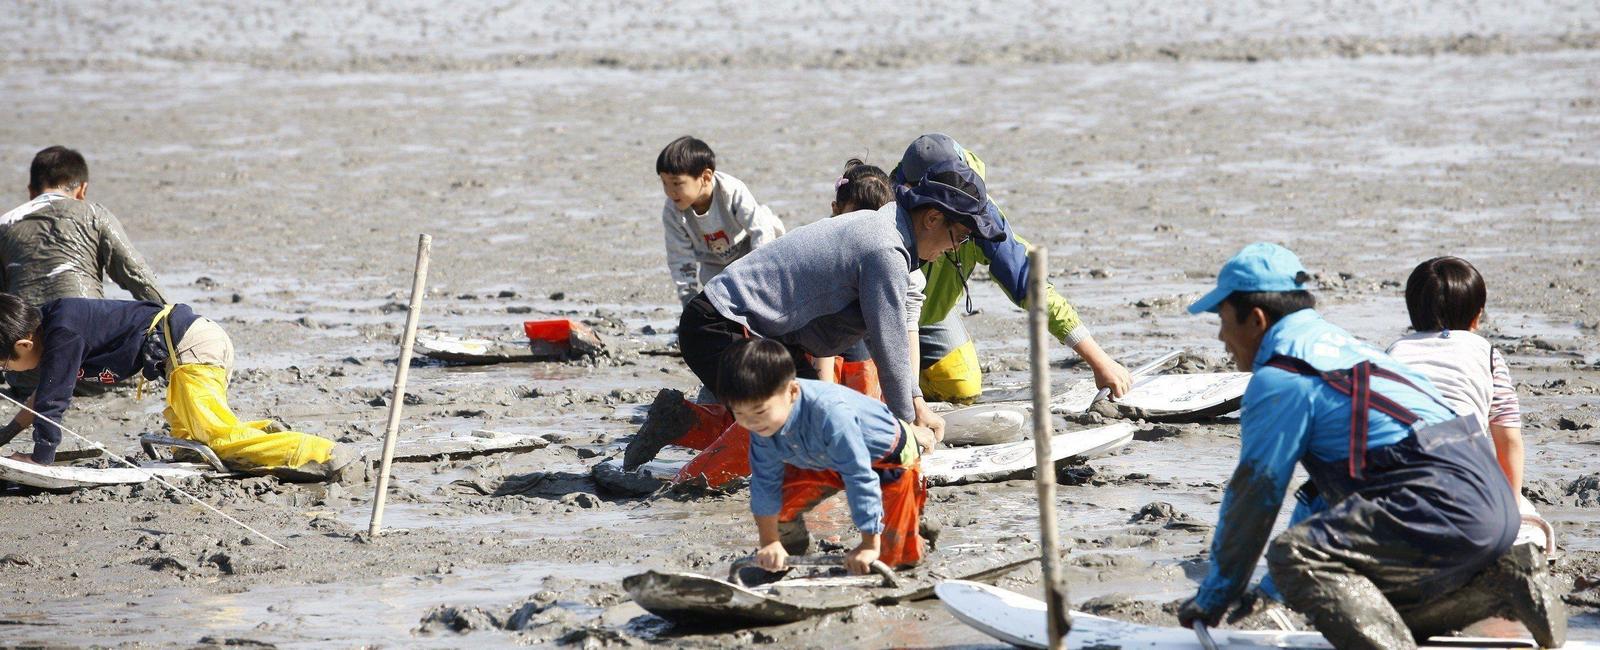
{"left": 1263, "top": 354, "right": 1426, "bottom": 479}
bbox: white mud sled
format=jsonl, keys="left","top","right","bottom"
{"left": 415, "top": 319, "right": 603, "bottom": 364}
{"left": 593, "top": 421, "right": 1138, "bottom": 493}
{"left": 936, "top": 579, "right": 1593, "bottom": 649}
{"left": 626, "top": 542, "right": 1038, "bottom": 627}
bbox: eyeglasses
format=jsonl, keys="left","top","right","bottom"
{"left": 948, "top": 225, "right": 972, "bottom": 247}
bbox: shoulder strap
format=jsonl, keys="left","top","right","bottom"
{"left": 1263, "top": 354, "right": 1426, "bottom": 480}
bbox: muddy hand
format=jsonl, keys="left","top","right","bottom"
{"left": 913, "top": 397, "right": 945, "bottom": 443}
{"left": 909, "top": 422, "right": 937, "bottom": 454}
{"left": 1093, "top": 358, "right": 1132, "bottom": 398}
{"left": 1177, "top": 595, "right": 1224, "bottom": 629}
{"left": 755, "top": 541, "right": 788, "bottom": 572}
{"left": 845, "top": 545, "right": 880, "bottom": 575}
{"left": 4, "top": 451, "right": 39, "bottom": 465}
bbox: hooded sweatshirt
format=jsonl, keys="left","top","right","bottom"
{"left": 661, "top": 171, "right": 785, "bottom": 305}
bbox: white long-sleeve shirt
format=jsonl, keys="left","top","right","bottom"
{"left": 661, "top": 171, "right": 785, "bottom": 304}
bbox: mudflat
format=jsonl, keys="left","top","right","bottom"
{"left": 1, "top": 2, "right": 1597, "bottom": 646}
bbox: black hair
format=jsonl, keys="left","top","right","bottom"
{"left": 834, "top": 158, "right": 893, "bottom": 213}
{"left": 715, "top": 338, "right": 796, "bottom": 405}
{"left": 29, "top": 146, "right": 88, "bottom": 194}
{"left": 1404, "top": 256, "right": 1486, "bottom": 331}
{"left": 0, "top": 293, "right": 41, "bottom": 360}
{"left": 655, "top": 136, "right": 716, "bottom": 177}
{"left": 1224, "top": 284, "right": 1316, "bottom": 326}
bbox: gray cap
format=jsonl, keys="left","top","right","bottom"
{"left": 893, "top": 133, "right": 965, "bottom": 185}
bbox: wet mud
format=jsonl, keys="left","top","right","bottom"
{"left": 1, "top": 1, "right": 1598, "bottom": 647}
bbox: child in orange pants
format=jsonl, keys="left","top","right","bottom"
{"left": 717, "top": 338, "right": 928, "bottom": 571}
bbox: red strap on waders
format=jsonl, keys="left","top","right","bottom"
{"left": 1263, "top": 354, "right": 1428, "bottom": 480}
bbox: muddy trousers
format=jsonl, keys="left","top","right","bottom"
{"left": 775, "top": 460, "right": 928, "bottom": 568}
{"left": 162, "top": 319, "right": 341, "bottom": 481}
{"left": 918, "top": 312, "right": 981, "bottom": 404}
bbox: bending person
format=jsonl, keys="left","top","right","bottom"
{"left": 625, "top": 155, "right": 1003, "bottom": 486}
{"left": 891, "top": 134, "right": 1128, "bottom": 403}
{"left": 1177, "top": 243, "right": 1562, "bottom": 649}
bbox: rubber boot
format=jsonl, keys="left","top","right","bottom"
{"left": 1496, "top": 543, "right": 1567, "bottom": 648}
{"left": 622, "top": 389, "right": 733, "bottom": 470}
{"left": 778, "top": 518, "right": 811, "bottom": 556}
{"left": 1401, "top": 543, "right": 1567, "bottom": 648}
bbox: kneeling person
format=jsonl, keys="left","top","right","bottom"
{"left": 0, "top": 294, "right": 349, "bottom": 481}
{"left": 722, "top": 339, "right": 930, "bottom": 573}
{"left": 1179, "top": 244, "right": 1561, "bottom": 649}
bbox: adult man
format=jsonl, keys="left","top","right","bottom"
{"left": 891, "top": 134, "right": 1128, "bottom": 403}
{"left": 627, "top": 155, "right": 1002, "bottom": 486}
{"left": 1178, "top": 243, "right": 1563, "bottom": 649}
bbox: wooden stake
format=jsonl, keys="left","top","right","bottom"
{"left": 1027, "top": 245, "right": 1070, "bottom": 647}
{"left": 368, "top": 234, "right": 431, "bottom": 537}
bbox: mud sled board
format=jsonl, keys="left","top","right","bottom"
{"left": 593, "top": 422, "right": 1135, "bottom": 493}
{"left": 1050, "top": 372, "right": 1250, "bottom": 421}
{"left": 414, "top": 333, "right": 540, "bottom": 365}
{"left": 0, "top": 455, "right": 207, "bottom": 491}
{"left": 922, "top": 423, "right": 1136, "bottom": 486}
{"left": 416, "top": 320, "right": 603, "bottom": 365}
{"left": 936, "top": 580, "right": 1590, "bottom": 649}
{"left": 937, "top": 403, "right": 1031, "bottom": 446}
{"left": 627, "top": 543, "right": 1037, "bottom": 628}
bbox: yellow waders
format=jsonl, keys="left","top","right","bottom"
{"left": 917, "top": 312, "right": 982, "bottom": 404}
{"left": 145, "top": 309, "right": 337, "bottom": 476}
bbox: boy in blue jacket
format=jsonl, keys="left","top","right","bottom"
{"left": 718, "top": 338, "right": 930, "bottom": 572}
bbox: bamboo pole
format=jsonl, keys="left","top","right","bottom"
{"left": 368, "top": 234, "right": 431, "bottom": 537}
{"left": 1028, "top": 246, "right": 1070, "bottom": 647}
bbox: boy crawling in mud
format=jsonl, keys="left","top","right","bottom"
{"left": 1179, "top": 243, "right": 1563, "bottom": 649}
{"left": 0, "top": 293, "right": 354, "bottom": 481}
{"left": 719, "top": 338, "right": 932, "bottom": 573}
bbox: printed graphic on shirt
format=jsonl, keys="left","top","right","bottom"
{"left": 703, "top": 231, "right": 732, "bottom": 256}
{"left": 75, "top": 367, "right": 122, "bottom": 384}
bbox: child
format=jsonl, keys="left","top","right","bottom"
{"left": 0, "top": 293, "right": 351, "bottom": 481}
{"left": 1387, "top": 256, "right": 1525, "bottom": 493}
{"left": 720, "top": 338, "right": 929, "bottom": 573}
{"left": 814, "top": 158, "right": 896, "bottom": 399}
{"left": 657, "top": 136, "right": 786, "bottom": 306}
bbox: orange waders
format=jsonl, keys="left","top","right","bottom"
{"left": 776, "top": 429, "right": 927, "bottom": 567}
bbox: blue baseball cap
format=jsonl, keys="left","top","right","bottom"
{"left": 1187, "top": 243, "right": 1311, "bottom": 314}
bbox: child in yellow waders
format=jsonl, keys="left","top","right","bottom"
{"left": 0, "top": 293, "right": 350, "bottom": 481}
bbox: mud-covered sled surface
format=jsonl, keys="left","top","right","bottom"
{"left": 2, "top": 1, "right": 1599, "bottom": 646}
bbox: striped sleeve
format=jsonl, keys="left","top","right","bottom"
{"left": 1488, "top": 347, "right": 1521, "bottom": 428}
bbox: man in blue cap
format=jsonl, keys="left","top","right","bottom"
{"left": 892, "top": 134, "right": 1130, "bottom": 404}
{"left": 622, "top": 151, "right": 1007, "bottom": 487}
{"left": 1177, "top": 243, "right": 1564, "bottom": 649}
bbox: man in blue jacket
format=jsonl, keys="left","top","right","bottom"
{"left": 1177, "top": 243, "right": 1563, "bottom": 649}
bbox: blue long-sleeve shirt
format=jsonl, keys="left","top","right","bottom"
{"left": 748, "top": 380, "right": 904, "bottom": 534}
{"left": 1194, "top": 309, "right": 1456, "bottom": 612}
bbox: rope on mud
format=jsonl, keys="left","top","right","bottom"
{"left": 0, "top": 391, "right": 289, "bottom": 549}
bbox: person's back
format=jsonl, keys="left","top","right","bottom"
{"left": 0, "top": 146, "right": 164, "bottom": 306}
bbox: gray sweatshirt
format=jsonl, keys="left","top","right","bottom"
{"left": 705, "top": 203, "right": 923, "bottom": 420}
{"left": 662, "top": 171, "right": 786, "bottom": 305}
{"left": 0, "top": 193, "right": 165, "bottom": 306}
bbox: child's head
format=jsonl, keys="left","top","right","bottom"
{"left": 715, "top": 338, "right": 801, "bottom": 437}
{"left": 831, "top": 158, "right": 893, "bottom": 216}
{"left": 1405, "top": 256, "right": 1487, "bottom": 332}
{"left": 28, "top": 146, "right": 89, "bottom": 199}
{"left": 0, "top": 293, "right": 42, "bottom": 372}
{"left": 656, "top": 136, "right": 717, "bottom": 211}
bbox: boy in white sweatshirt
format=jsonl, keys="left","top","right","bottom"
{"left": 656, "top": 136, "right": 786, "bottom": 305}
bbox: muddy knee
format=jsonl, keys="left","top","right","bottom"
{"left": 778, "top": 519, "right": 810, "bottom": 556}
